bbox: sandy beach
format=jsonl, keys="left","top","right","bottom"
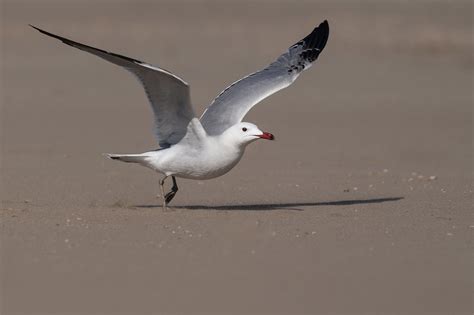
{"left": 1, "top": 1, "right": 472, "bottom": 314}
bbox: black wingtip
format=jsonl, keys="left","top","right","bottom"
{"left": 310, "top": 19, "right": 330, "bottom": 53}
{"left": 29, "top": 24, "right": 48, "bottom": 35}
{"left": 30, "top": 24, "right": 60, "bottom": 42}
{"left": 295, "top": 19, "right": 330, "bottom": 63}
{"left": 315, "top": 19, "right": 330, "bottom": 38}
{"left": 29, "top": 24, "right": 147, "bottom": 65}
{"left": 29, "top": 24, "right": 44, "bottom": 34}
{"left": 320, "top": 20, "right": 329, "bottom": 35}
{"left": 29, "top": 24, "right": 70, "bottom": 44}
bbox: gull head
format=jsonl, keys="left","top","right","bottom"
{"left": 222, "top": 122, "right": 274, "bottom": 147}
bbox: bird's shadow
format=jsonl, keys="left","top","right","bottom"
{"left": 135, "top": 197, "right": 404, "bottom": 211}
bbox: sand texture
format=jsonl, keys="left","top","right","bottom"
{"left": 1, "top": 1, "right": 472, "bottom": 314}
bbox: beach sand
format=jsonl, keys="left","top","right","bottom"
{"left": 1, "top": 1, "right": 472, "bottom": 314}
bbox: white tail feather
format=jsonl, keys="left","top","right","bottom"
{"left": 107, "top": 154, "right": 148, "bottom": 164}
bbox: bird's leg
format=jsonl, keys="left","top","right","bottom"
{"left": 164, "top": 176, "right": 178, "bottom": 204}
{"left": 159, "top": 176, "right": 168, "bottom": 211}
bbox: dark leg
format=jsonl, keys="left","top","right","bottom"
{"left": 159, "top": 176, "right": 168, "bottom": 211}
{"left": 164, "top": 176, "right": 178, "bottom": 204}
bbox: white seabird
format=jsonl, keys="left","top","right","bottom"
{"left": 31, "top": 20, "right": 330, "bottom": 210}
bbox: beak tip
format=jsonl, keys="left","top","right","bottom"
{"left": 260, "top": 131, "right": 275, "bottom": 140}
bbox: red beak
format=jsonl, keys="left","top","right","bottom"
{"left": 259, "top": 131, "right": 275, "bottom": 140}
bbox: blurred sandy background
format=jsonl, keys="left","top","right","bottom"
{"left": 1, "top": 1, "right": 472, "bottom": 314}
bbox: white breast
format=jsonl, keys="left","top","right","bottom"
{"left": 147, "top": 137, "right": 245, "bottom": 180}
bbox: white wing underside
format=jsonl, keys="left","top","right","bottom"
{"left": 200, "top": 20, "right": 329, "bottom": 135}
{"left": 32, "top": 20, "right": 329, "bottom": 145}
{"left": 199, "top": 59, "right": 296, "bottom": 135}
{"left": 31, "top": 25, "right": 194, "bottom": 148}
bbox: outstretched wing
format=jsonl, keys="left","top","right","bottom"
{"left": 200, "top": 20, "right": 329, "bottom": 135}
{"left": 31, "top": 25, "right": 195, "bottom": 148}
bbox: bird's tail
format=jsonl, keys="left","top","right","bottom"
{"left": 106, "top": 153, "right": 149, "bottom": 164}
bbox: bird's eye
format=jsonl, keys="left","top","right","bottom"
{"left": 242, "top": 127, "right": 247, "bottom": 132}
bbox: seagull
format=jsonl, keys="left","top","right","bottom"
{"left": 31, "top": 20, "right": 329, "bottom": 211}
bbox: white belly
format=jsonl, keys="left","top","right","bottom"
{"left": 147, "top": 142, "right": 245, "bottom": 180}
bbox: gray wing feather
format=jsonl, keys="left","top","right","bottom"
{"left": 200, "top": 20, "right": 329, "bottom": 135}
{"left": 31, "top": 25, "right": 194, "bottom": 148}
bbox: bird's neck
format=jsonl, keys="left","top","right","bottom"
{"left": 215, "top": 132, "right": 247, "bottom": 155}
